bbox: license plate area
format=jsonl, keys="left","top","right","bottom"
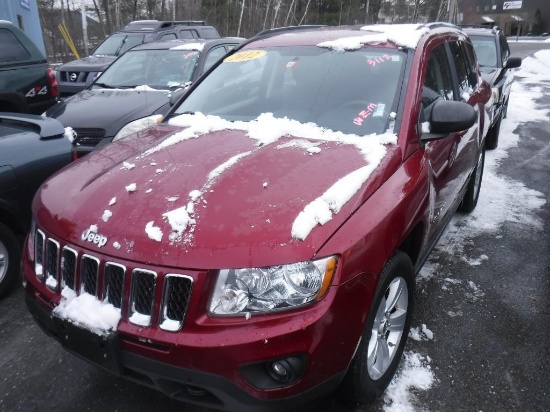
{"left": 52, "top": 316, "right": 121, "bottom": 375}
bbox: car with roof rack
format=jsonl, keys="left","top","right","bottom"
{"left": 24, "top": 23, "right": 491, "bottom": 410}
{"left": 0, "top": 113, "right": 73, "bottom": 297}
{"left": 460, "top": 25, "right": 521, "bottom": 149}
{"left": 55, "top": 20, "right": 221, "bottom": 97}
{"left": 46, "top": 37, "right": 243, "bottom": 158}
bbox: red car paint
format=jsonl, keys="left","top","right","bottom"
{"left": 24, "top": 25, "right": 491, "bottom": 410}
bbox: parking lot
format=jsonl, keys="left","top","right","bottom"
{"left": 1, "top": 42, "right": 549, "bottom": 412}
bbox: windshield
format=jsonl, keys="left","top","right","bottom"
{"left": 93, "top": 33, "right": 146, "bottom": 56}
{"left": 174, "top": 46, "right": 405, "bottom": 135}
{"left": 469, "top": 35, "right": 498, "bottom": 67}
{"left": 94, "top": 48, "right": 200, "bottom": 90}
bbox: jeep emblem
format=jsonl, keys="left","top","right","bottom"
{"left": 69, "top": 72, "right": 78, "bottom": 82}
{"left": 81, "top": 229, "right": 108, "bottom": 248}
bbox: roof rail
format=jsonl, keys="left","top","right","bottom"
{"left": 423, "top": 22, "right": 460, "bottom": 30}
{"left": 254, "top": 25, "right": 328, "bottom": 39}
{"left": 458, "top": 24, "right": 501, "bottom": 33}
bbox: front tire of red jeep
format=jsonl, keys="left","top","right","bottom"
{"left": 0, "top": 222, "right": 20, "bottom": 297}
{"left": 338, "top": 251, "right": 414, "bottom": 405}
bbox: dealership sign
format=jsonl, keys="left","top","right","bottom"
{"left": 503, "top": 1, "right": 522, "bottom": 10}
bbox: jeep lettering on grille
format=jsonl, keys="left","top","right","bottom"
{"left": 81, "top": 229, "right": 107, "bottom": 247}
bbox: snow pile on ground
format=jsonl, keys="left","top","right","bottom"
{"left": 514, "top": 50, "right": 550, "bottom": 81}
{"left": 53, "top": 287, "right": 121, "bottom": 336}
{"left": 383, "top": 351, "right": 434, "bottom": 412}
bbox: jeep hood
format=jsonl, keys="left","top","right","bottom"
{"left": 46, "top": 89, "right": 171, "bottom": 138}
{"left": 34, "top": 117, "right": 400, "bottom": 269}
{"left": 59, "top": 55, "right": 117, "bottom": 72}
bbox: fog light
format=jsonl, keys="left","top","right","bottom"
{"left": 240, "top": 354, "right": 307, "bottom": 389}
{"left": 271, "top": 361, "right": 288, "bottom": 378}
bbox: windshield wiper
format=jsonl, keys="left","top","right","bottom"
{"left": 94, "top": 82, "right": 115, "bottom": 89}
{"left": 114, "top": 35, "right": 128, "bottom": 56}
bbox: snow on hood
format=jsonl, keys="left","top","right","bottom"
{"left": 317, "top": 24, "right": 429, "bottom": 51}
{"left": 36, "top": 113, "right": 397, "bottom": 268}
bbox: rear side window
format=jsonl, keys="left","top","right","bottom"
{"left": 199, "top": 28, "right": 220, "bottom": 39}
{"left": 0, "top": 29, "right": 31, "bottom": 62}
{"left": 179, "top": 30, "right": 197, "bottom": 39}
{"left": 449, "top": 41, "right": 472, "bottom": 98}
{"left": 423, "top": 43, "right": 454, "bottom": 109}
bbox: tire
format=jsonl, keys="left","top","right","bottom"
{"left": 339, "top": 251, "right": 414, "bottom": 405}
{"left": 459, "top": 149, "right": 485, "bottom": 213}
{"left": 485, "top": 114, "right": 502, "bottom": 150}
{"left": 0, "top": 222, "right": 21, "bottom": 297}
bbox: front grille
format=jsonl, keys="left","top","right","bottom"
{"left": 61, "top": 247, "right": 77, "bottom": 289}
{"left": 130, "top": 270, "right": 157, "bottom": 326}
{"left": 160, "top": 275, "right": 193, "bottom": 331}
{"left": 32, "top": 229, "right": 194, "bottom": 332}
{"left": 81, "top": 254, "right": 99, "bottom": 296}
{"left": 45, "top": 239, "right": 60, "bottom": 290}
{"left": 104, "top": 263, "right": 125, "bottom": 309}
{"left": 35, "top": 230, "right": 45, "bottom": 280}
{"left": 73, "top": 128, "right": 106, "bottom": 146}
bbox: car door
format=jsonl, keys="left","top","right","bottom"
{"left": 422, "top": 41, "right": 479, "bottom": 238}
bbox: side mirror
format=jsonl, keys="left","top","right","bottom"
{"left": 505, "top": 56, "right": 522, "bottom": 69}
{"left": 422, "top": 100, "right": 477, "bottom": 141}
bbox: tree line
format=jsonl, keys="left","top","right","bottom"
{"left": 38, "top": 0, "right": 448, "bottom": 62}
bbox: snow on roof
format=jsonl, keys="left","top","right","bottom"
{"left": 170, "top": 42, "right": 205, "bottom": 51}
{"left": 317, "top": 24, "right": 429, "bottom": 51}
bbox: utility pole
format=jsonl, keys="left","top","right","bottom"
{"left": 81, "top": 0, "right": 89, "bottom": 55}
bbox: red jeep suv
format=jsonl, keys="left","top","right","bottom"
{"left": 24, "top": 23, "right": 491, "bottom": 411}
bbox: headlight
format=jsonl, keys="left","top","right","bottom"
{"left": 209, "top": 256, "right": 337, "bottom": 316}
{"left": 112, "top": 115, "right": 163, "bottom": 142}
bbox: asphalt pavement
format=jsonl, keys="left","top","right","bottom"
{"left": 1, "top": 42, "right": 549, "bottom": 412}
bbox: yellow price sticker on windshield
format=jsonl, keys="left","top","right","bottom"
{"left": 225, "top": 50, "right": 267, "bottom": 63}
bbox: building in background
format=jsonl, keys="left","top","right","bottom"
{"left": 460, "top": 0, "right": 550, "bottom": 35}
{"left": 0, "top": 0, "right": 46, "bottom": 54}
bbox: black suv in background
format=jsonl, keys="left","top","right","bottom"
{"left": 56, "top": 20, "right": 221, "bottom": 96}
{"left": 461, "top": 25, "right": 521, "bottom": 149}
{"left": 0, "top": 21, "right": 58, "bottom": 114}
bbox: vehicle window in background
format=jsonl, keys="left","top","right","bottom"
{"left": 179, "top": 30, "right": 196, "bottom": 39}
{"left": 93, "top": 33, "right": 145, "bottom": 56}
{"left": 160, "top": 33, "right": 177, "bottom": 41}
{"left": 470, "top": 35, "right": 497, "bottom": 67}
{"left": 174, "top": 47, "right": 405, "bottom": 135}
{"left": 0, "top": 29, "right": 31, "bottom": 62}
{"left": 422, "top": 43, "right": 454, "bottom": 112}
{"left": 96, "top": 49, "right": 199, "bottom": 89}
{"left": 449, "top": 41, "right": 472, "bottom": 98}
{"left": 203, "top": 46, "right": 228, "bottom": 72}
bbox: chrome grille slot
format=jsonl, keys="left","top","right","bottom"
{"left": 104, "top": 263, "right": 125, "bottom": 309}
{"left": 130, "top": 269, "right": 157, "bottom": 327}
{"left": 80, "top": 254, "right": 99, "bottom": 296}
{"left": 61, "top": 247, "right": 77, "bottom": 290}
{"left": 45, "top": 239, "right": 60, "bottom": 290}
{"left": 35, "top": 229, "right": 45, "bottom": 280}
{"left": 160, "top": 274, "right": 193, "bottom": 332}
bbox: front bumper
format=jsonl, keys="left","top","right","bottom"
{"left": 22, "top": 227, "right": 373, "bottom": 411}
{"left": 25, "top": 293, "right": 345, "bottom": 411}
